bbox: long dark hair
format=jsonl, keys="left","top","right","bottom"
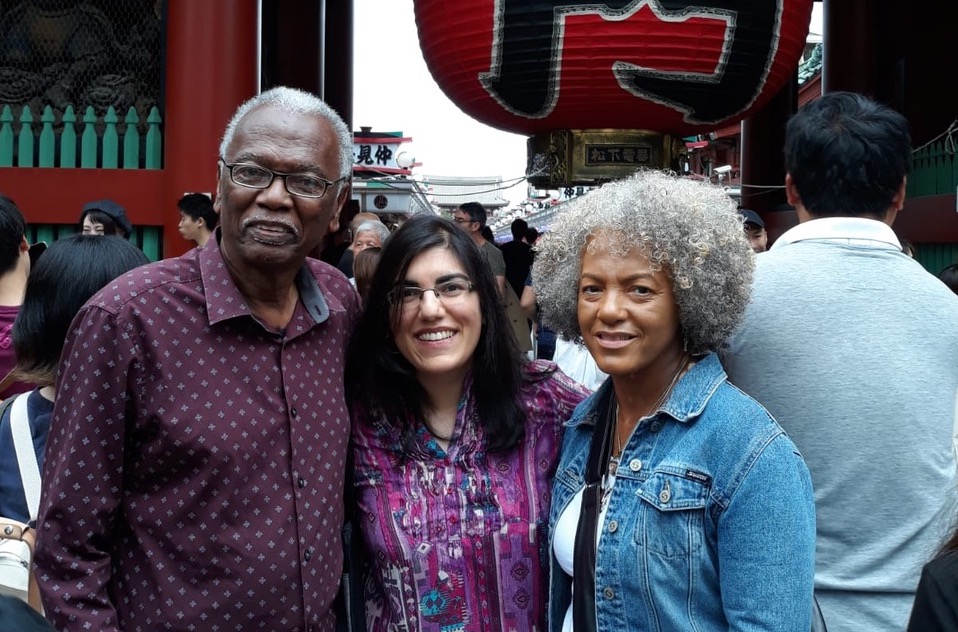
{"left": 4, "top": 235, "right": 148, "bottom": 387}
{"left": 346, "top": 214, "right": 526, "bottom": 453}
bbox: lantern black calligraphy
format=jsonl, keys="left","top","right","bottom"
{"left": 479, "top": 0, "right": 779, "bottom": 124}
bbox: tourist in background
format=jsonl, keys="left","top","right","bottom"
{"left": 177, "top": 192, "right": 218, "bottom": 247}
{"left": 0, "top": 235, "right": 148, "bottom": 524}
{"left": 723, "top": 91, "right": 958, "bottom": 632}
{"left": 79, "top": 199, "right": 133, "bottom": 238}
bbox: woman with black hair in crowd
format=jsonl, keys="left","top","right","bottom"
{"left": 0, "top": 235, "right": 148, "bottom": 523}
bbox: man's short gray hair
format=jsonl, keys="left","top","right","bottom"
{"left": 533, "top": 169, "right": 754, "bottom": 355}
{"left": 219, "top": 86, "right": 354, "bottom": 181}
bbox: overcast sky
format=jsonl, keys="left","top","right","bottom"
{"left": 352, "top": 0, "right": 530, "bottom": 206}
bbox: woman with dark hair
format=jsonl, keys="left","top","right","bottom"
{"left": 0, "top": 235, "right": 148, "bottom": 523}
{"left": 351, "top": 245, "right": 381, "bottom": 304}
{"left": 78, "top": 199, "right": 133, "bottom": 238}
{"left": 346, "top": 214, "right": 588, "bottom": 631}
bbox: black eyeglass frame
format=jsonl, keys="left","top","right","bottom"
{"left": 218, "top": 158, "right": 348, "bottom": 199}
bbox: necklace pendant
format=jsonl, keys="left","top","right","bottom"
{"left": 608, "top": 454, "right": 619, "bottom": 477}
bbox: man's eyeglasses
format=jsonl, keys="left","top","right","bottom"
{"left": 219, "top": 158, "right": 347, "bottom": 199}
{"left": 453, "top": 217, "right": 474, "bottom": 225}
{"left": 388, "top": 279, "right": 475, "bottom": 305}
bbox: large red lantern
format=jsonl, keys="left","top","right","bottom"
{"left": 414, "top": 0, "right": 814, "bottom": 187}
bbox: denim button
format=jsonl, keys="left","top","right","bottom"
{"left": 628, "top": 458, "right": 642, "bottom": 472}
{"left": 659, "top": 486, "right": 671, "bottom": 504}
{"left": 603, "top": 586, "right": 615, "bottom": 600}
{"left": 608, "top": 520, "right": 618, "bottom": 533}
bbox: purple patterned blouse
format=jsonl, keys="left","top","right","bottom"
{"left": 35, "top": 237, "right": 360, "bottom": 632}
{"left": 352, "top": 361, "right": 589, "bottom": 631}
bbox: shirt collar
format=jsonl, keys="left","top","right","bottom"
{"left": 771, "top": 216, "right": 901, "bottom": 251}
{"left": 199, "top": 228, "right": 329, "bottom": 327}
{"left": 576, "top": 352, "right": 726, "bottom": 427}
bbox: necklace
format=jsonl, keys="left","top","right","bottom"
{"left": 608, "top": 353, "right": 690, "bottom": 477}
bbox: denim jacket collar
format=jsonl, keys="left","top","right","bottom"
{"left": 571, "top": 352, "right": 726, "bottom": 428}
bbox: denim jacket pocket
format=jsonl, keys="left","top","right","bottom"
{"left": 633, "top": 470, "right": 710, "bottom": 559}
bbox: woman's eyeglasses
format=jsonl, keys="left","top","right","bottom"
{"left": 388, "top": 279, "right": 475, "bottom": 305}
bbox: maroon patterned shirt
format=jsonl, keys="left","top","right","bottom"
{"left": 35, "top": 237, "right": 360, "bottom": 632}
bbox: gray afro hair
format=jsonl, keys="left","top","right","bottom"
{"left": 533, "top": 170, "right": 754, "bottom": 355}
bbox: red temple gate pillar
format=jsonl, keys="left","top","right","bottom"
{"left": 163, "top": 0, "right": 258, "bottom": 258}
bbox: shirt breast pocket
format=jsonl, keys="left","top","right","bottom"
{"left": 633, "top": 470, "right": 709, "bottom": 559}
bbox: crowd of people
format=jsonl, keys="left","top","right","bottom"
{"left": 0, "top": 87, "right": 957, "bottom": 632}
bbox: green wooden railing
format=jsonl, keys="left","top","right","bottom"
{"left": 26, "top": 224, "right": 163, "bottom": 263}
{"left": 3, "top": 104, "right": 165, "bottom": 260}
{"left": 908, "top": 140, "right": 957, "bottom": 198}
{"left": 0, "top": 104, "right": 163, "bottom": 169}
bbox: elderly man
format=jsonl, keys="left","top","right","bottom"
{"left": 34, "top": 87, "right": 360, "bottom": 631}
{"left": 349, "top": 219, "right": 389, "bottom": 258}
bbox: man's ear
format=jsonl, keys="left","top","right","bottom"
{"left": 892, "top": 177, "right": 907, "bottom": 212}
{"left": 213, "top": 167, "right": 224, "bottom": 215}
{"left": 327, "top": 183, "right": 351, "bottom": 235}
{"left": 784, "top": 173, "right": 801, "bottom": 207}
{"left": 883, "top": 177, "right": 907, "bottom": 226}
{"left": 20, "top": 237, "right": 28, "bottom": 253}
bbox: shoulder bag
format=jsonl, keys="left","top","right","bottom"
{"left": 0, "top": 394, "right": 43, "bottom": 612}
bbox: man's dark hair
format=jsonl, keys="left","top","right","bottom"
{"left": 784, "top": 91, "right": 911, "bottom": 218}
{"left": 510, "top": 218, "right": 529, "bottom": 241}
{"left": 177, "top": 193, "right": 219, "bottom": 229}
{"left": 0, "top": 194, "right": 26, "bottom": 275}
{"left": 458, "top": 201, "right": 487, "bottom": 227}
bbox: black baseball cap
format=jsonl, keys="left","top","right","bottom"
{"left": 739, "top": 209, "right": 765, "bottom": 229}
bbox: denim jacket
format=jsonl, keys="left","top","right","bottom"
{"left": 548, "top": 353, "right": 815, "bottom": 631}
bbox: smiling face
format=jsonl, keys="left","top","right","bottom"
{"left": 745, "top": 223, "right": 768, "bottom": 253}
{"left": 392, "top": 246, "right": 481, "bottom": 385}
{"left": 81, "top": 216, "right": 105, "bottom": 235}
{"left": 214, "top": 103, "right": 347, "bottom": 275}
{"left": 577, "top": 235, "right": 684, "bottom": 389}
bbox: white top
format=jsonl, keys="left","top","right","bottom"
{"left": 553, "top": 475, "right": 616, "bottom": 632}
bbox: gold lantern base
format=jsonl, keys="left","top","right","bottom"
{"left": 526, "top": 129, "right": 685, "bottom": 189}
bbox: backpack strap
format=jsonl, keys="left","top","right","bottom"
{"left": 8, "top": 394, "right": 41, "bottom": 521}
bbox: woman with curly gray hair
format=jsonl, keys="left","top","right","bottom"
{"left": 536, "top": 170, "right": 816, "bottom": 632}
